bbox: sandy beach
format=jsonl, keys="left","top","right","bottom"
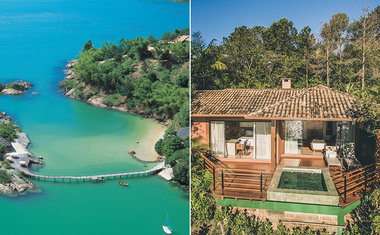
{"left": 129, "top": 122, "right": 166, "bottom": 162}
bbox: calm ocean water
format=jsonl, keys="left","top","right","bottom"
{"left": 0, "top": 0, "right": 189, "bottom": 234}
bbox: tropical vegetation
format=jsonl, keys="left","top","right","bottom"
{"left": 63, "top": 29, "right": 190, "bottom": 187}
{"left": 62, "top": 29, "right": 189, "bottom": 125}
{"left": 192, "top": 5, "right": 379, "bottom": 134}
{"left": 191, "top": 137, "right": 380, "bottom": 234}
{"left": 191, "top": 4, "right": 380, "bottom": 233}
{"left": 0, "top": 123, "right": 20, "bottom": 142}
{"left": 155, "top": 125, "right": 189, "bottom": 187}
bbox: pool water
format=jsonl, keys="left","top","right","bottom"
{"left": 278, "top": 171, "right": 327, "bottom": 191}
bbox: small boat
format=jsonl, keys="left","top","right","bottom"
{"left": 117, "top": 181, "right": 128, "bottom": 186}
{"left": 162, "top": 214, "right": 173, "bottom": 234}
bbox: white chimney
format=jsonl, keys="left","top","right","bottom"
{"left": 281, "top": 78, "right": 292, "bottom": 89}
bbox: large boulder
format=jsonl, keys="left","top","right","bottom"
{"left": 0, "top": 137, "right": 11, "bottom": 149}
{"left": 1, "top": 88, "right": 23, "bottom": 95}
{"left": 0, "top": 184, "right": 16, "bottom": 196}
{"left": 16, "top": 132, "right": 30, "bottom": 148}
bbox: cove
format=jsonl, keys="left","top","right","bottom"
{"left": 0, "top": 0, "right": 189, "bottom": 234}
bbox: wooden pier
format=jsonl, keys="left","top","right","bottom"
{"left": 22, "top": 161, "right": 165, "bottom": 183}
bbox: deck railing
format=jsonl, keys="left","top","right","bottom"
{"left": 199, "top": 152, "right": 273, "bottom": 201}
{"left": 330, "top": 162, "right": 379, "bottom": 207}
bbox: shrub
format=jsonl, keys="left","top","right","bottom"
{"left": 173, "top": 159, "right": 189, "bottom": 185}
{"left": 166, "top": 147, "right": 189, "bottom": 166}
{"left": 74, "top": 89, "right": 84, "bottom": 99}
{"left": 162, "top": 136, "right": 184, "bottom": 158}
{"left": 6, "top": 83, "right": 26, "bottom": 91}
{"left": 0, "top": 123, "right": 19, "bottom": 141}
{"left": 175, "top": 74, "right": 189, "bottom": 88}
{"left": 2, "top": 161, "right": 13, "bottom": 169}
{"left": 0, "top": 82, "right": 4, "bottom": 91}
{"left": 0, "top": 144, "right": 7, "bottom": 158}
{"left": 173, "top": 103, "right": 189, "bottom": 128}
{"left": 155, "top": 139, "right": 164, "bottom": 155}
{"left": 104, "top": 93, "right": 123, "bottom": 106}
{"left": 146, "top": 71, "right": 158, "bottom": 82}
{"left": 0, "top": 170, "right": 12, "bottom": 184}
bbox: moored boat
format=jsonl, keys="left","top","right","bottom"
{"left": 117, "top": 181, "right": 128, "bottom": 186}
{"left": 162, "top": 214, "right": 173, "bottom": 234}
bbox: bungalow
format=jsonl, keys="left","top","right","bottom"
{"left": 192, "top": 78, "right": 378, "bottom": 208}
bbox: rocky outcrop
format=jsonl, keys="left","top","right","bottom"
{"left": 0, "top": 81, "right": 33, "bottom": 95}
{"left": 0, "top": 169, "right": 40, "bottom": 197}
{"left": 0, "top": 138, "right": 11, "bottom": 149}
{"left": 0, "top": 113, "right": 11, "bottom": 124}
{"left": 1, "top": 88, "right": 24, "bottom": 95}
{"left": 0, "top": 117, "right": 41, "bottom": 197}
{"left": 16, "top": 132, "right": 30, "bottom": 148}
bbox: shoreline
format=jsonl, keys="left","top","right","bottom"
{"left": 60, "top": 68, "right": 167, "bottom": 163}
{"left": 60, "top": 60, "right": 173, "bottom": 125}
{"left": 60, "top": 62, "right": 169, "bottom": 162}
{"left": 0, "top": 114, "right": 41, "bottom": 197}
{"left": 63, "top": 93, "right": 167, "bottom": 163}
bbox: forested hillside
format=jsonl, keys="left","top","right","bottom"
{"left": 192, "top": 5, "right": 379, "bottom": 134}
{"left": 192, "top": 6, "right": 379, "bottom": 91}
{"left": 62, "top": 29, "right": 189, "bottom": 127}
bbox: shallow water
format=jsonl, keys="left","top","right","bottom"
{"left": 0, "top": 0, "right": 189, "bottom": 234}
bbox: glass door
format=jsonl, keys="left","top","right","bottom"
{"left": 255, "top": 122, "right": 271, "bottom": 159}
{"left": 210, "top": 121, "right": 225, "bottom": 157}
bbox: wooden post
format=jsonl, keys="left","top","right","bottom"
{"left": 260, "top": 172, "right": 263, "bottom": 198}
{"left": 344, "top": 174, "right": 347, "bottom": 203}
{"left": 221, "top": 169, "right": 224, "bottom": 195}
{"left": 364, "top": 168, "right": 367, "bottom": 195}
{"left": 213, "top": 167, "right": 216, "bottom": 191}
{"left": 270, "top": 121, "right": 276, "bottom": 172}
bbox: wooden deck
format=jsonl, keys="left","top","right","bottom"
{"left": 329, "top": 163, "right": 379, "bottom": 208}
{"left": 279, "top": 154, "right": 326, "bottom": 167}
{"left": 200, "top": 151, "right": 379, "bottom": 208}
{"left": 200, "top": 153, "right": 273, "bottom": 201}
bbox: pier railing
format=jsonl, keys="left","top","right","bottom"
{"left": 23, "top": 161, "right": 165, "bottom": 183}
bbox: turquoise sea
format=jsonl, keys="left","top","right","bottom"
{"left": 0, "top": 0, "right": 189, "bottom": 234}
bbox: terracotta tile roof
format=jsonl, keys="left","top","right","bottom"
{"left": 191, "top": 85, "right": 357, "bottom": 120}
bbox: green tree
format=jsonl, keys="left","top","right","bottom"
{"left": 173, "top": 159, "right": 189, "bottom": 185}
{"left": 331, "top": 13, "right": 349, "bottom": 83}
{"left": 321, "top": 21, "right": 335, "bottom": 87}
{"left": 162, "top": 136, "right": 184, "bottom": 157}
{"left": 0, "top": 123, "right": 19, "bottom": 141}
{"left": 82, "top": 40, "right": 93, "bottom": 52}
{"left": 297, "top": 26, "right": 315, "bottom": 87}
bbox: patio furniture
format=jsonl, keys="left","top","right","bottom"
{"left": 324, "top": 146, "right": 342, "bottom": 170}
{"left": 236, "top": 139, "right": 247, "bottom": 155}
{"left": 226, "top": 139, "right": 239, "bottom": 156}
{"left": 343, "top": 157, "right": 362, "bottom": 171}
{"left": 340, "top": 143, "right": 361, "bottom": 171}
{"left": 311, "top": 139, "right": 326, "bottom": 152}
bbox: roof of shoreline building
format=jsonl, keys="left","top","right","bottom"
{"left": 191, "top": 85, "right": 358, "bottom": 120}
